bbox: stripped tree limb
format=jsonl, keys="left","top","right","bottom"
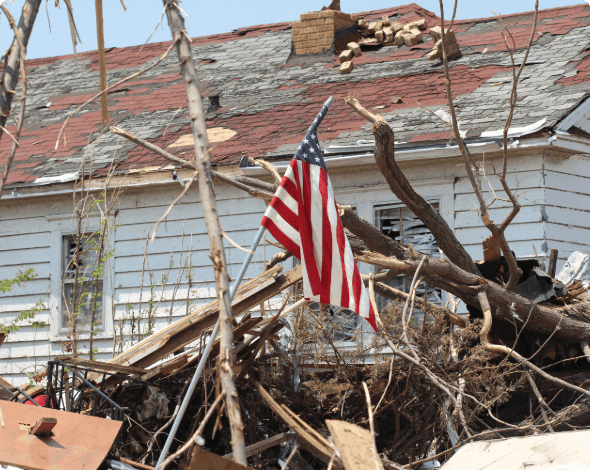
{"left": 248, "top": 156, "right": 282, "bottom": 186}
{"left": 0, "top": 4, "right": 28, "bottom": 198}
{"left": 477, "top": 288, "right": 590, "bottom": 400}
{"left": 436, "top": 0, "right": 539, "bottom": 291}
{"left": 361, "top": 274, "right": 465, "bottom": 328}
{"left": 110, "top": 126, "right": 274, "bottom": 202}
{"left": 355, "top": 250, "right": 590, "bottom": 342}
{"left": 163, "top": 0, "right": 247, "bottom": 463}
{"left": 344, "top": 95, "right": 479, "bottom": 276}
{"left": 0, "top": 0, "right": 41, "bottom": 145}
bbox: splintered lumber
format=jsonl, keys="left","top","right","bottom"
{"left": 141, "top": 354, "right": 189, "bottom": 381}
{"left": 107, "top": 264, "right": 301, "bottom": 369}
{"left": 57, "top": 357, "right": 149, "bottom": 376}
{"left": 224, "top": 432, "right": 296, "bottom": 459}
{"left": 326, "top": 420, "right": 385, "bottom": 470}
{"left": 258, "top": 384, "right": 344, "bottom": 469}
{"left": 0, "top": 375, "right": 15, "bottom": 400}
{"left": 548, "top": 248, "right": 559, "bottom": 278}
{"left": 179, "top": 315, "right": 263, "bottom": 373}
{"left": 0, "top": 400, "right": 122, "bottom": 470}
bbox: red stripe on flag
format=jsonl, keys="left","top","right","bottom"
{"left": 281, "top": 175, "right": 298, "bottom": 202}
{"left": 294, "top": 161, "right": 321, "bottom": 296}
{"left": 269, "top": 196, "right": 299, "bottom": 231}
{"left": 261, "top": 216, "right": 301, "bottom": 260}
{"left": 333, "top": 201, "right": 350, "bottom": 309}
{"left": 319, "top": 168, "right": 332, "bottom": 304}
{"left": 367, "top": 305, "right": 378, "bottom": 332}
{"left": 352, "top": 264, "right": 362, "bottom": 314}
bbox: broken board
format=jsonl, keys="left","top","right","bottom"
{"left": 0, "top": 400, "right": 122, "bottom": 470}
{"left": 326, "top": 420, "right": 384, "bottom": 470}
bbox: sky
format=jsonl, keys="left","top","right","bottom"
{"left": 1, "top": 0, "right": 585, "bottom": 60}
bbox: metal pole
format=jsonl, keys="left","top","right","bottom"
{"left": 155, "top": 225, "right": 266, "bottom": 469}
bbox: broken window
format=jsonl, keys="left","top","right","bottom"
{"left": 61, "top": 234, "right": 103, "bottom": 331}
{"left": 374, "top": 202, "right": 442, "bottom": 310}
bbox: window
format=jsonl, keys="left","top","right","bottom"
{"left": 374, "top": 202, "right": 442, "bottom": 310}
{"left": 61, "top": 234, "right": 103, "bottom": 331}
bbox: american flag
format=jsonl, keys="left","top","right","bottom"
{"left": 261, "top": 97, "right": 377, "bottom": 332}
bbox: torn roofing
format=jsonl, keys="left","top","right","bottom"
{"left": 2, "top": 2, "right": 590, "bottom": 187}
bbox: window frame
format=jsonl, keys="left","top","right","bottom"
{"left": 47, "top": 214, "right": 114, "bottom": 342}
{"left": 373, "top": 199, "right": 444, "bottom": 309}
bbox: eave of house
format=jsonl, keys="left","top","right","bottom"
{"left": 3, "top": 131, "right": 589, "bottom": 202}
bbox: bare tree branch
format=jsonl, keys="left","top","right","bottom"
{"left": 163, "top": 0, "right": 247, "bottom": 462}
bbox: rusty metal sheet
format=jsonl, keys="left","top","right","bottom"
{"left": 0, "top": 400, "right": 122, "bottom": 470}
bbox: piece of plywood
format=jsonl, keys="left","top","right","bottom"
{"left": 0, "top": 400, "right": 122, "bottom": 470}
{"left": 326, "top": 420, "right": 384, "bottom": 470}
{"left": 168, "top": 127, "right": 237, "bottom": 147}
{"left": 441, "top": 429, "right": 590, "bottom": 470}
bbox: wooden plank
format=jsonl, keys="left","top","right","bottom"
{"left": 106, "top": 265, "right": 301, "bottom": 369}
{"left": 326, "top": 419, "right": 384, "bottom": 470}
{"left": 56, "top": 356, "right": 149, "bottom": 375}
{"left": 258, "top": 384, "right": 344, "bottom": 469}
{"left": 224, "top": 432, "right": 296, "bottom": 459}
{"left": 0, "top": 400, "right": 122, "bottom": 470}
{"left": 179, "top": 316, "right": 262, "bottom": 372}
{"left": 548, "top": 248, "right": 559, "bottom": 278}
{"left": 0, "top": 374, "right": 15, "bottom": 400}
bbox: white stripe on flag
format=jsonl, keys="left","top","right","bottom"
{"left": 264, "top": 206, "right": 301, "bottom": 247}
{"left": 325, "top": 179, "right": 343, "bottom": 306}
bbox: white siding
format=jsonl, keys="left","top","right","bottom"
{"left": 2, "top": 150, "right": 590, "bottom": 384}
{"left": 543, "top": 154, "right": 590, "bottom": 274}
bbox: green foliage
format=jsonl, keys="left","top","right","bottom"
{"left": 0, "top": 268, "right": 36, "bottom": 294}
{"left": 0, "top": 270, "right": 45, "bottom": 335}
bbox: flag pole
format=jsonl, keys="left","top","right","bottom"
{"left": 155, "top": 225, "right": 266, "bottom": 469}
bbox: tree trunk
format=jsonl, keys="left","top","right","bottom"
{"left": 0, "top": 0, "right": 42, "bottom": 144}
{"left": 163, "top": 1, "right": 247, "bottom": 464}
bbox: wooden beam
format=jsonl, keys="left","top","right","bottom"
{"left": 57, "top": 357, "right": 149, "bottom": 376}
{"left": 548, "top": 248, "right": 559, "bottom": 278}
{"left": 224, "top": 432, "right": 296, "bottom": 459}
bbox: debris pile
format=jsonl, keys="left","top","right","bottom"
{"left": 3, "top": 248, "right": 590, "bottom": 470}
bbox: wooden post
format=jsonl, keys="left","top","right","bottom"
{"left": 548, "top": 248, "right": 559, "bottom": 278}
{"left": 162, "top": 1, "right": 247, "bottom": 463}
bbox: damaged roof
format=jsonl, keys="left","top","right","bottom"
{"left": 2, "top": 2, "right": 590, "bottom": 186}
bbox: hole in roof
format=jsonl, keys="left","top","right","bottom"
{"left": 199, "top": 58, "right": 216, "bottom": 65}
{"left": 209, "top": 95, "right": 221, "bottom": 111}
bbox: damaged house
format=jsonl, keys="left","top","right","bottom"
{"left": 2, "top": 2, "right": 590, "bottom": 386}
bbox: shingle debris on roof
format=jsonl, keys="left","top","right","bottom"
{"left": 2, "top": 2, "right": 590, "bottom": 186}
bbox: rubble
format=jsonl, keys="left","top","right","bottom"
{"left": 427, "top": 26, "right": 462, "bottom": 60}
